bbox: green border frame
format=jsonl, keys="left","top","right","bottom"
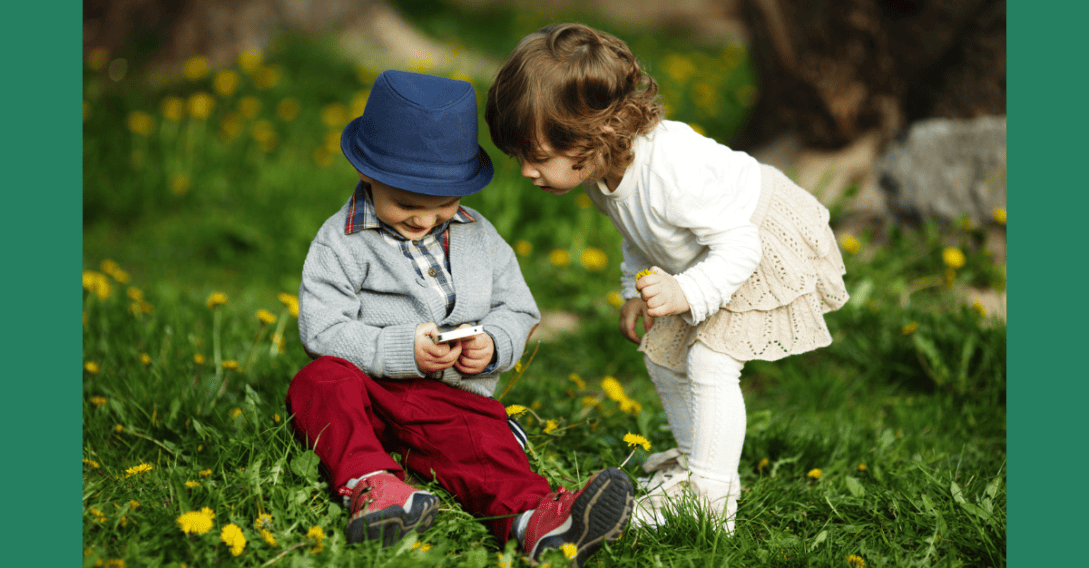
{"left": 6, "top": 2, "right": 81, "bottom": 564}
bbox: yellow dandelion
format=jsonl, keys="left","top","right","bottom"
{"left": 807, "top": 468, "right": 823, "bottom": 480}
{"left": 901, "top": 321, "right": 918, "bottom": 335}
{"left": 635, "top": 269, "right": 657, "bottom": 280}
{"left": 606, "top": 291, "right": 625, "bottom": 308}
{"left": 993, "top": 207, "right": 1006, "bottom": 225}
{"left": 201, "top": 507, "right": 216, "bottom": 520}
{"left": 271, "top": 100, "right": 299, "bottom": 126}
{"left": 238, "top": 95, "right": 261, "bottom": 119}
{"left": 839, "top": 234, "right": 861, "bottom": 255}
{"left": 104, "top": 558, "right": 125, "bottom": 568}
{"left": 972, "top": 297, "right": 988, "bottom": 318}
{"left": 278, "top": 293, "right": 299, "bottom": 317}
{"left": 207, "top": 292, "right": 228, "bottom": 309}
{"left": 89, "top": 508, "right": 107, "bottom": 522}
{"left": 88, "top": 47, "right": 110, "bottom": 70}
{"left": 85, "top": 361, "right": 101, "bottom": 374}
{"left": 254, "top": 65, "right": 282, "bottom": 90}
{"left": 256, "top": 309, "right": 277, "bottom": 325}
{"left": 514, "top": 240, "right": 532, "bottom": 256}
{"left": 183, "top": 55, "right": 211, "bottom": 81}
{"left": 312, "top": 146, "right": 335, "bottom": 167}
{"left": 942, "top": 247, "right": 966, "bottom": 270}
{"left": 213, "top": 69, "right": 240, "bottom": 97}
{"left": 758, "top": 457, "right": 769, "bottom": 472}
{"left": 568, "top": 373, "right": 586, "bottom": 390}
{"left": 126, "top": 287, "right": 143, "bottom": 301}
{"left": 222, "top": 360, "right": 240, "bottom": 371}
{"left": 220, "top": 523, "right": 246, "bottom": 556}
{"left": 238, "top": 48, "right": 263, "bottom": 73}
{"left": 83, "top": 270, "right": 113, "bottom": 300}
{"left": 662, "top": 53, "right": 696, "bottom": 83}
{"left": 185, "top": 480, "right": 200, "bottom": 488}
{"left": 575, "top": 193, "right": 593, "bottom": 209}
{"left": 129, "top": 500, "right": 140, "bottom": 509}
{"left": 230, "top": 408, "right": 243, "bottom": 418}
{"left": 187, "top": 91, "right": 215, "bottom": 119}
{"left": 90, "top": 396, "right": 107, "bottom": 407}
{"left": 505, "top": 404, "right": 528, "bottom": 417}
{"left": 321, "top": 103, "right": 348, "bottom": 128}
{"left": 199, "top": 469, "right": 213, "bottom": 477}
{"left": 170, "top": 172, "right": 191, "bottom": 195}
{"left": 307, "top": 525, "right": 326, "bottom": 554}
{"left": 194, "top": 354, "right": 206, "bottom": 365}
{"left": 271, "top": 334, "right": 285, "bottom": 352}
{"left": 127, "top": 110, "right": 155, "bottom": 136}
{"left": 254, "top": 513, "right": 273, "bottom": 531}
{"left": 124, "top": 463, "right": 153, "bottom": 478}
{"left": 549, "top": 249, "right": 571, "bottom": 267}
{"left": 83, "top": 458, "right": 101, "bottom": 469}
{"left": 581, "top": 396, "right": 601, "bottom": 408}
{"left": 580, "top": 247, "right": 609, "bottom": 270}
{"left": 260, "top": 528, "right": 277, "bottom": 546}
{"left": 273, "top": 413, "right": 281, "bottom": 423}
{"left": 114, "top": 424, "right": 124, "bottom": 433}
{"left": 857, "top": 463, "right": 867, "bottom": 472}
{"left": 623, "top": 433, "right": 651, "bottom": 451}
{"left": 161, "top": 96, "right": 185, "bottom": 121}
{"left": 251, "top": 119, "right": 275, "bottom": 144}
{"left": 350, "top": 90, "right": 370, "bottom": 117}
{"left": 601, "top": 376, "right": 626, "bottom": 401}
{"left": 847, "top": 554, "right": 865, "bottom": 568}
{"left": 560, "top": 543, "right": 578, "bottom": 559}
{"left": 543, "top": 419, "right": 559, "bottom": 434}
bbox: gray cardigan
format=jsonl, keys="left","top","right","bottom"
{"left": 298, "top": 199, "right": 541, "bottom": 397}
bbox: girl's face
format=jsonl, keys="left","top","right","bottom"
{"left": 518, "top": 142, "right": 590, "bottom": 195}
{"left": 362, "top": 173, "right": 462, "bottom": 240}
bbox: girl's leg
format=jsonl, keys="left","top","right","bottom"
{"left": 685, "top": 341, "right": 746, "bottom": 533}
{"left": 643, "top": 355, "right": 694, "bottom": 455}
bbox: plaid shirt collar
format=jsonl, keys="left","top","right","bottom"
{"left": 345, "top": 181, "right": 475, "bottom": 237}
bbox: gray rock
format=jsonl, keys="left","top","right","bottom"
{"left": 879, "top": 116, "right": 1006, "bottom": 226}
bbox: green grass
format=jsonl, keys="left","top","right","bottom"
{"left": 82, "top": 5, "right": 1005, "bottom": 566}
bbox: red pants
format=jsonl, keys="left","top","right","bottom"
{"left": 285, "top": 356, "right": 552, "bottom": 541}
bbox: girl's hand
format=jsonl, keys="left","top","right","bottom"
{"left": 620, "top": 297, "right": 654, "bottom": 344}
{"left": 454, "top": 324, "right": 495, "bottom": 375}
{"left": 636, "top": 266, "right": 691, "bottom": 317}
{"left": 415, "top": 322, "right": 462, "bottom": 374}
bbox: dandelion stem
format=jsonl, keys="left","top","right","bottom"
{"left": 497, "top": 341, "right": 539, "bottom": 402}
{"left": 118, "top": 427, "right": 178, "bottom": 456}
{"left": 899, "top": 274, "right": 943, "bottom": 307}
{"left": 261, "top": 542, "right": 307, "bottom": 567}
{"left": 619, "top": 448, "right": 637, "bottom": 469}
{"left": 270, "top": 310, "right": 289, "bottom": 356}
{"left": 242, "top": 322, "right": 271, "bottom": 373}
{"left": 212, "top": 307, "right": 223, "bottom": 386}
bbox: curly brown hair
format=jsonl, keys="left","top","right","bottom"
{"left": 485, "top": 23, "right": 664, "bottom": 180}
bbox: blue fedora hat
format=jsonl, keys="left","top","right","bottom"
{"left": 341, "top": 70, "right": 493, "bottom": 197}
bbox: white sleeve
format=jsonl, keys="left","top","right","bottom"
{"left": 667, "top": 165, "right": 763, "bottom": 326}
{"left": 619, "top": 237, "right": 653, "bottom": 300}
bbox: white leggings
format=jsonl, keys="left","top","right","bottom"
{"left": 645, "top": 341, "right": 746, "bottom": 523}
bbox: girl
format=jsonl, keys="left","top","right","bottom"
{"left": 485, "top": 23, "right": 849, "bottom": 533}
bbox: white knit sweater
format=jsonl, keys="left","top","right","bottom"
{"left": 584, "top": 120, "right": 764, "bottom": 326}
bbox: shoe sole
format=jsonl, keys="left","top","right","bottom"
{"left": 534, "top": 468, "right": 634, "bottom": 567}
{"left": 345, "top": 494, "right": 440, "bottom": 547}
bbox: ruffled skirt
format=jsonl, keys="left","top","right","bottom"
{"left": 639, "top": 164, "right": 849, "bottom": 372}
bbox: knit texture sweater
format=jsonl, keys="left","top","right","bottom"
{"left": 298, "top": 198, "right": 541, "bottom": 397}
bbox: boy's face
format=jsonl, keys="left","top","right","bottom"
{"left": 518, "top": 142, "right": 589, "bottom": 195}
{"left": 362, "top": 173, "right": 462, "bottom": 240}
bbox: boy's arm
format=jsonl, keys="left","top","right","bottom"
{"left": 298, "top": 242, "right": 424, "bottom": 378}
{"left": 474, "top": 233, "right": 541, "bottom": 374}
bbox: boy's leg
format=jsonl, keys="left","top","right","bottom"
{"left": 285, "top": 356, "right": 403, "bottom": 488}
{"left": 381, "top": 378, "right": 552, "bottom": 542}
{"left": 685, "top": 341, "right": 746, "bottom": 533}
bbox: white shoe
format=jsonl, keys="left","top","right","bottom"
{"left": 631, "top": 448, "right": 691, "bottom": 528}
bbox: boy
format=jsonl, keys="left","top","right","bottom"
{"left": 286, "top": 69, "right": 632, "bottom": 565}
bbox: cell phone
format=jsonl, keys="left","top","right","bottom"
{"left": 433, "top": 325, "right": 485, "bottom": 343}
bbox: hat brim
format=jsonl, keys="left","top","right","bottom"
{"left": 341, "top": 115, "right": 494, "bottom": 197}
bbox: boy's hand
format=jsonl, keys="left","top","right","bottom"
{"left": 454, "top": 324, "right": 495, "bottom": 375}
{"left": 636, "top": 266, "right": 690, "bottom": 318}
{"left": 620, "top": 296, "right": 654, "bottom": 344}
{"left": 415, "top": 322, "right": 462, "bottom": 374}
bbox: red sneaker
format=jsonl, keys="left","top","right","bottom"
{"left": 521, "top": 468, "right": 634, "bottom": 566}
{"left": 345, "top": 472, "right": 440, "bottom": 547}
